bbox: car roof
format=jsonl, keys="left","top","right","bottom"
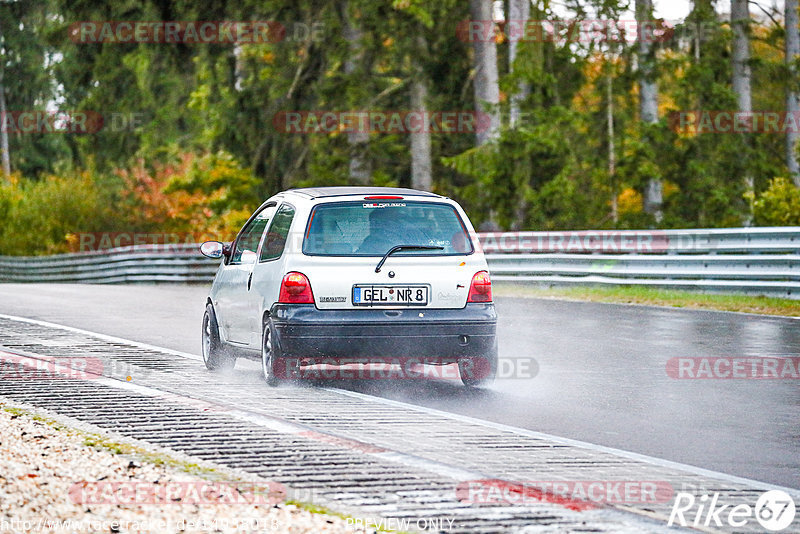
{"left": 284, "top": 186, "right": 443, "bottom": 200}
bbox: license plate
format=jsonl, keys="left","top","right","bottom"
{"left": 352, "top": 285, "right": 428, "bottom": 306}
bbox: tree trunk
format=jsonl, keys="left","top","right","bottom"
{"left": 342, "top": 2, "right": 371, "bottom": 184}
{"left": 636, "top": 0, "right": 662, "bottom": 221}
{"left": 692, "top": 0, "right": 706, "bottom": 63}
{"left": 0, "top": 19, "right": 10, "bottom": 178}
{"left": 786, "top": 0, "right": 800, "bottom": 185}
{"left": 508, "top": 0, "right": 530, "bottom": 127}
{"left": 731, "top": 0, "right": 753, "bottom": 218}
{"left": 410, "top": 36, "right": 432, "bottom": 191}
{"left": 469, "top": 0, "right": 500, "bottom": 144}
{"left": 731, "top": 0, "right": 752, "bottom": 113}
{"left": 606, "top": 58, "right": 617, "bottom": 224}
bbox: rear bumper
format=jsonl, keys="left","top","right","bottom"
{"left": 270, "top": 303, "right": 497, "bottom": 360}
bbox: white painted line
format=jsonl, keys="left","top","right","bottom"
{"left": 0, "top": 344, "right": 499, "bottom": 493}
{"left": 0, "top": 313, "right": 203, "bottom": 361}
{"left": 0, "top": 345, "right": 686, "bottom": 532}
{"left": 1, "top": 312, "right": 798, "bottom": 499}
{"left": 325, "top": 387, "right": 800, "bottom": 498}
{"left": 373, "top": 451, "right": 481, "bottom": 482}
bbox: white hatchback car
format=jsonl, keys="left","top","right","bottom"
{"left": 200, "top": 187, "right": 497, "bottom": 387}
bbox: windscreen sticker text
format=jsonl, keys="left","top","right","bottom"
{"left": 362, "top": 203, "right": 406, "bottom": 208}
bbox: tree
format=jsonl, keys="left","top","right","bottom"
{"left": 0, "top": 18, "right": 9, "bottom": 178}
{"left": 606, "top": 54, "right": 618, "bottom": 223}
{"left": 590, "top": 0, "right": 627, "bottom": 225}
{"left": 786, "top": 0, "right": 800, "bottom": 185}
{"left": 636, "top": 0, "right": 662, "bottom": 221}
{"left": 0, "top": 0, "right": 68, "bottom": 177}
{"left": 341, "top": 0, "right": 371, "bottom": 184}
{"left": 731, "top": 0, "right": 752, "bottom": 112}
{"left": 731, "top": 0, "right": 753, "bottom": 217}
{"left": 410, "top": 34, "right": 432, "bottom": 190}
{"left": 508, "top": 0, "right": 530, "bottom": 126}
{"left": 469, "top": 0, "right": 500, "bottom": 145}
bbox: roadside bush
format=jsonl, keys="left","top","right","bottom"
{"left": 0, "top": 150, "right": 261, "bottom": 256}
{"left": 115, "top": 150, "right": 261, "bottom": 242}
{"left": 752, "top": 178, "right": 800, "bottom": 226}
{"left": 0, "top": 171, "right": 116, "bottom": 256}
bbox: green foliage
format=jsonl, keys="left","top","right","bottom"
{"left": 2, "top": 0, "right": 800, "bottom": 254}
{"left": 753, "top": 177, "right": 800, "bottom": 225}
{"left": 443, "top": 107, "right": 580, "bottom": 229}
{"left": 164, "top": 150, "right": 262, "bottom": 216}
{"left": 0, "top": 172, "right": 117, "bottom": 255}
{"left": 0, "top": 0, "right": 73, "bottom": 176}
{"left": 115, "top": 150, "right": 262, "bottom": 241}
{"left": 0, "top": 150, "right": 261, "bottom": 255}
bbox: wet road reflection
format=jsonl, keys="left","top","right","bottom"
{"left": 328, "top": 298, "right": 800, "bottom": 489}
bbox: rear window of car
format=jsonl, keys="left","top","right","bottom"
{"left": 303, "top": 201, "right": 474, "bottom": 256}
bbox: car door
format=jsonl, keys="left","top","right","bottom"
{"left": 214, "top": 204, "right": 277, "bottom": 345}
{"left": 248, "top": 202, "right": 297, "bottom": 347}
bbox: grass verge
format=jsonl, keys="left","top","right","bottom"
{"left": 493, "top": 283, "right": 800, "bottom": 317}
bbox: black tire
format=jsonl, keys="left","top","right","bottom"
{"left": 261, "top": 319, "right": 280, "bottom": 386}
{"left": 459, "top": 342, "right": 498, "bottom": 387}
{"left": 201, "top": 304, "right": 235, "bottom": 371}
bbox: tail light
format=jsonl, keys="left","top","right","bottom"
{"left": 467, "top": 271, "right": 492, "bottom": 303}
{"left": 279, "top": 272, "right": 315, "bottom": 304}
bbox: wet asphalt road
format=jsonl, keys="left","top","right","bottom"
{"left": 0, "top": 283, "right": 797, "bottom": 488}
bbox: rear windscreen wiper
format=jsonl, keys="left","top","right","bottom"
{"left": 375, "top": 245, "right": 444, "bottom": 273}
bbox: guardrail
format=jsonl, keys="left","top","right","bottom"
{"left": 0, "top": 228, "right": 798, "bottom": 298}
{"left": 0, "top": 244, "right": 217, "bottom": 284}
{"left": 477, "top": 227, "right": 800, "bottom": 255}
{"left": 481, "top": 228, "right": 800, "bottom": 298}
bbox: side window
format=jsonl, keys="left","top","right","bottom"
{"left": 260, "top": 203, "right": 296, "bottom": 262}
{"left": 230, "top": 206, "right": 275, "bottom": 265}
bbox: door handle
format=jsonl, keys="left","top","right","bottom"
{"left": 247, "top": 272, "right": 253, "bottom": 291}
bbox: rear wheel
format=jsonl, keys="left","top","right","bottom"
{"left": 459, "top": 342, "right": 497, "bottom": 387}
{"left": 261, "top": 320, "right": 280, "bottom": 386}
{"left": 201, "top": 304, "right": 235, "bottom": 371}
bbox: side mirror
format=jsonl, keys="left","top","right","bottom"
{"left": 200, "top": 241, "right": 224, "bottom": 259}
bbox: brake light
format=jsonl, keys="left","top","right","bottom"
{"left": 279, "top": 272, "right": 315, "bottom": 304}
{"left": 364, "top": 195, "right": 404, "bottom": 200}
{"left": 467, "top": 271, "right": 492, "bottom": 303}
